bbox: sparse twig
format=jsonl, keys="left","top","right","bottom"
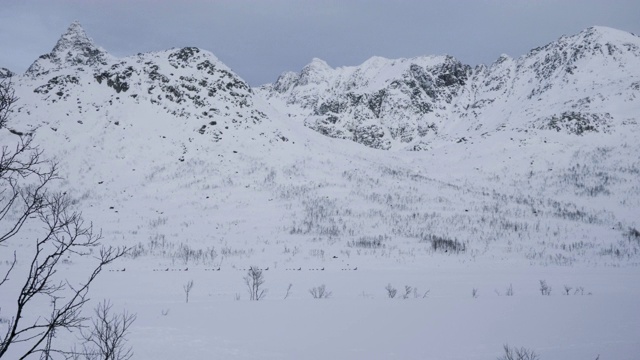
{"left": 183, "top": 280, "right": 194, "bottom": 303}
{"left": 284, "top": 283, "right": 293, "bottom": 300}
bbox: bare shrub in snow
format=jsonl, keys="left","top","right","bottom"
{"left": 244, "top": 266, "right": 267, "bottom": 301}
{"left": 385, "top": 283, "right": 397, "bottom": 298}
{"left": 506, "top": 284, "right": 514, "bottom": 296}
{"left": 309, "top": 284, "right": 332, "bottom": 299}
{"left": 625, "top": 227, "right": 640, "bottom": 244}
{"left": 573, "top": 286, "right": 591, "bottom": 295}
{"left": 539, "top": 280, "right": 552, "bottom": 295}
{"left": 401, "top": 285, "right": 412, "bottom": 299}
{"left": 422, "top": 234, "right": 466, "bottom": 253}
{"left": 497, "top": 344, "right": 539, "bottom": 360}
{"left": 74, "top": 300, "right": 136, "bottom": 360}
{"left": 347, "top": 235, "right": 387, "bottom": 249}
{"left": 183, "top": 280, "right": 194, "bottom": 303}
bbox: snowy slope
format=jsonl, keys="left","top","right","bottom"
{"left": 1, "top": 22, "right": 640, "bottom": 360}
{"left": 2, "top": 21, "right": 638, "bottom": 269}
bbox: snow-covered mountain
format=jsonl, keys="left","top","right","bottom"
{"left": 11, "top": 21, "right": 287, "bottom": 150}
{"left": 3, "top": 22, "right": 640, "bottom": 360}
{"left": 2, "top": 22, "right": 639, "bottom": 270}
{"left": 25, "top": 21, "right": 114, "bottom": 76}
{"left": 259, "top": 26, "right": 640, "bottom": 150}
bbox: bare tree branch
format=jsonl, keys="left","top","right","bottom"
{"left": 78, "top": 300, "right": 136, "bottom": 360}
{"left": 0, "top": 77, "right": 18, "bottom": 130}
{"left": 0, "top": 70, "right": 132, "bottom": 360}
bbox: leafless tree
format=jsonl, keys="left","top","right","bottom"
{"left": 183, "top": 280, "right": 194, "bottom": 303}
{"left": 73, "top": 300, "right": 136, "bottom": 360}
{"left": 0, "top": 78, "right": 129, "bottom": 359}
{"left": 309, "top": 284, "right": 332, "bottom": 299}
{"left": 244, "top": 267, "right": 266, "bottom": 301}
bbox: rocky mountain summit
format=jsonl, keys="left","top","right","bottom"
{"left": 26, "top": 21, "right": 114, "bottom": 76}
{"left": 9, "top": 22, "right": 285, "bottom": 149}
{"left": 7, "top": 23, "right": 639, "bottom": 152}
{"left": 259, "top": 26, "right": 640, "bottom": 150}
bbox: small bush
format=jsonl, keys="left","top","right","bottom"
{"left": 497, "top": 344, "right": 539, "bottom": 360}
{"left": 309, "top": 284, "right": 332, "bottom": 299}
{"left": 401, "top": 285, "right": 413, "bottom": 299}
{"left": 539, "top": 280, "right": 551, "bottom": 296}
{"left": 244, "top": 267, "right": 267, "bottom": 301}
{"left": 625, "top": 227, "right": 640, "bottom": 244}
{"left": 347, "top": 235, "right": 386, "bottom": 249}
{"left": 385, "top": 283, "right": 397, "bottom": 298}
{"left": 505, "top": 284, "right": 514, "bottom": 296}
{"left": 422, "top": 234, "right": 466, "bottom": 253}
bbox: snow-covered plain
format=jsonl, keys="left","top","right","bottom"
{"left": 1, "top": 22, "right": 639, "bottom": 359}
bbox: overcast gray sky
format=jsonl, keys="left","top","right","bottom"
{"left": 1, "top": 0, "right": 638, "bottom": 85}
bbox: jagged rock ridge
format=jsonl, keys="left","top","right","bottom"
{"left": 259, "top": 26, "right": 640, "bottom": 150}
{"left": 0, "top": 67, "right": 15, "bottom": 78}
{"left": 26, "top": 21, "right": 113, "bottom": 76}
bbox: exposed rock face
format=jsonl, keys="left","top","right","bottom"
{"left": 11, "top": 22, "right": 281, "bottom": 144}
{"left": 0, "top": 67, "right": 15, "bottom": 78}
{"left": 259, "top": 26, "right": 640, "bottom": 150}
{"left": 87, "top": 46, "right": 266, "bottom": 134}
{"left": 8, "top": 23, "right": 640, "bottom": 152}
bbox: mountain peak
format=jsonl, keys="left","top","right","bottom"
{"left": 297, "top": 58, "right": 332, "bottom": 86}
{"left": 52, "top": 21, "right": 94, "bottom": 54}
{"left": 571, "top": 25, "right": 640, "bottom": 45}
{"left": 583, "top": 25, "right": 635, "bottom": 38}
{"left": 308, "top": 57, "right": 331, "bottom": 68}
{"left": 360, "top": 56, "right": 392, "bottom": 68}
{"left": 26, "top": 21, "right": 112, "bottom": 75}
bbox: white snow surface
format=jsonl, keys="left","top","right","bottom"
{"left": 1, "top": 23, "right": 639, "bottom": 359}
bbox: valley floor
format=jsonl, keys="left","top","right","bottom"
{"left": 87, "top": 263, "right": 639, "bottom": 360}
